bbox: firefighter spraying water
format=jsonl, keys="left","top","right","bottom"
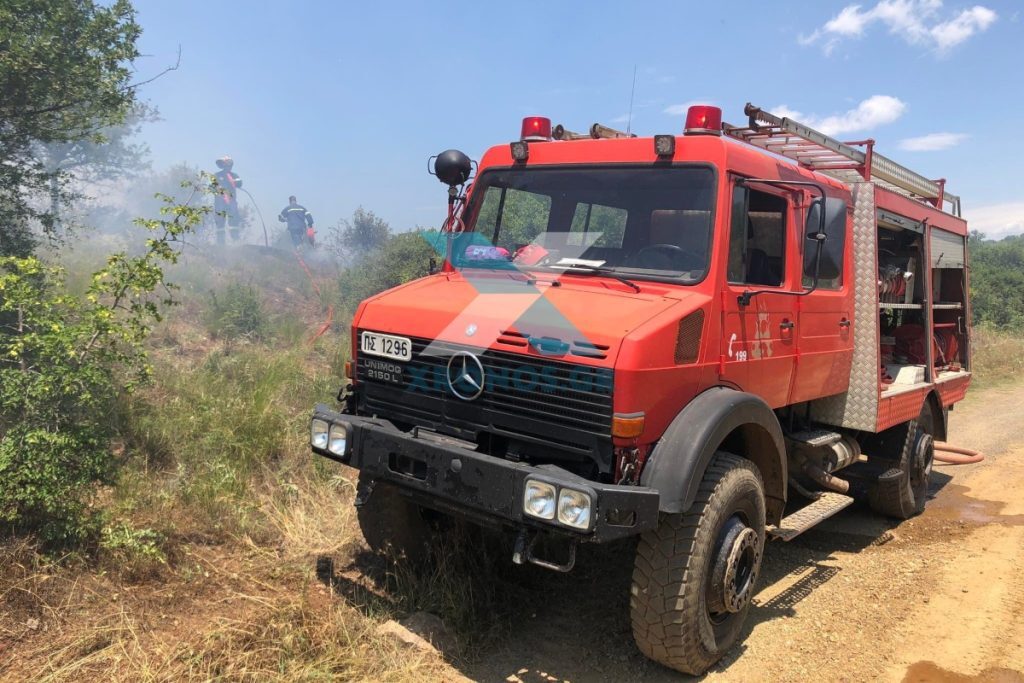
{"left": 213, "top": 156, "right": 244, "bottom": 244}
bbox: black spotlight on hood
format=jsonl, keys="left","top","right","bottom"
{"left": 432, "top": 149, "right": 472, "bottom": 186}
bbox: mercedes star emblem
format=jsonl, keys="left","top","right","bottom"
{"left": 446, "top": 351, "right": 486, "bottom": 401}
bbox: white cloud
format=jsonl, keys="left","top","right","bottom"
{"left": 663, "top": 99, "right": 717, "bottom": 116}
{"left": 897, "top": 132, "right": 968, "bottom": 151}
{"left": 769, "top": 95, "right": 906, "bottom": 136}
{"left": 610, "top": 113, "right": 631, "bottom": 124}
{"left": 770, "top": 105, "right": 805, "bottom": 120}
{"left": 930, "top": 6, "right": 998, "bottom": 50}
{"left": 965, "top": 202, "right": 1024, "bottom": 239}
{"left": 801, "top": 1, "right": 997, "bottom": 55}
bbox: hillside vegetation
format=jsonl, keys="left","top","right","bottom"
{"left": 3, "top": 223, "right": 1022, "bottom": 680}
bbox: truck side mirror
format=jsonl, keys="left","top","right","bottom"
{"left": 803, "top": 196, "right": 847, "bottom": 282}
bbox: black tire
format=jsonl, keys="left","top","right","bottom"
{"left": 630, "top": 452, "right": 766, "bottom": 675}
{"left": 868, "top": 401, "right": 936, "bottom": 519}
{"left": 356, "top": 475, "right": 435, "bottom": 565}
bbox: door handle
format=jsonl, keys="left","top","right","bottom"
{"left": 780, "top": 320, "right": 795, "bottom": 331}
{"left": 839, "top": 318, "right": 851, "bottom": 328}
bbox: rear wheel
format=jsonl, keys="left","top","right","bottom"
{"left": 868, "top": 401, "right": 936, "bottom": 519}
{"left": 356, "top": 475, "right": 437, "bottom": 566}
{"left": 630, "top": 452, "right": 766, "bottom": 675}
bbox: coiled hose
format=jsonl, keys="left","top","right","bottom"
{"left": 933, "top": 441, "right": 985, "bottom": 465}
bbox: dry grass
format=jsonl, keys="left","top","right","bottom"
{"left": 0, "top": 540, "right": 455, "bottom": 682}
{"left": 970, "top": 325, "right": 1024, "bottom": 386}
{"left": 0, "top": 245, "right": 470, "bottom": 682}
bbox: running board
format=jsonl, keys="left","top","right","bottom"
{"left": 768, "top": 492, "right": 855, "bottom": 541}
{"left": 787, "top": 428, "right": 842, "bottom": 448}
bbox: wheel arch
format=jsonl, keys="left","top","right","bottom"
{"left": 640, "top": 387, "right": 787, "bottom": 524}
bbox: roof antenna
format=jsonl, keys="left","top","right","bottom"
{"left": 626, "top": 64, "right": 637, "bottom": 135}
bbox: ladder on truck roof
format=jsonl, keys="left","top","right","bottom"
{"left": 724, "top": 103, "right": 961, "bottom": 217}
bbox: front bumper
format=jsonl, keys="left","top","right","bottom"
{"left": 311, "top": 404, "right": 659, "bottom": 543}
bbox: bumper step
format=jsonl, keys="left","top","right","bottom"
{"left": 768, "top": 491, "right": 855, "bottom": 541}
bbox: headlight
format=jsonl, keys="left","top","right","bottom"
{"left": 310, "top": 419, "right": 329, "bottom": 449}
{"left": 557, "top": 488, "right": 593, "bottom": 530}
{"left": 328, "top": 423, "right": 348, "bottom": 456}
{"left": 523, "top": 480, "right": 556, "bottom": 520}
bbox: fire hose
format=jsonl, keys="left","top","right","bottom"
{"left": 239, "top": 187, "right": 270, "bottom": 247}
{"left": 933, "top": 441, "right": 985, "bottom": 465}
{"left": 294, "top": 251, "right": 334, "bottom": 345}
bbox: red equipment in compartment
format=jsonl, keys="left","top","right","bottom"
{"left": 893, "top": 323, "right": 960, "bottom": 367}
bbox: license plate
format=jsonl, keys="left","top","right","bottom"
{"left": 364, "top": 358, "right": 404, "bottom": 385}
{"left": 360, "top": 331, "right": 412, "bottom": 362}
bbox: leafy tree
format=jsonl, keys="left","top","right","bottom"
{"left": 969, "top": 233, "right": 1024, "bottom": 329}
{"left": 0, "top": 184, "right": 207, "bottom": 545}
{"left": 36, "top": 102, "right": 157, "bottom": 231}
{"left": 338, "top": 230, "right": 438, "bottom": 313}
{"left": 330, "top": 207, "right": 391, "bottom": 260}
{"left": 0, "top": 0, "right": 143, "bottom": 256}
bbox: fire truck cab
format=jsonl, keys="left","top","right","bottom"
{"left": 310, "top": 103, "right": 971, "bottom": 674}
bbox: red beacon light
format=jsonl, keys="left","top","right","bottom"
{"left": 521, "top": 116, "right": 552, "bottom": 141}
{"left": 684, "top": 105, "right": 723, "bottom": 136}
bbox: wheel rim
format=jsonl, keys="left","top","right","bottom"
{"left": 910, "top": 431, "right": 934, "bottom": 500}
{"left": 707, "top": 516, "right": 762, "bottom": 619}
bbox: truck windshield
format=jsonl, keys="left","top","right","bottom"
{"left": 456, "top": 166, "right": 716, "bottom": 282}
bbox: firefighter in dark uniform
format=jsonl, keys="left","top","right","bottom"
{"left": 213, "top": 156, "right": 243, "bottom": 244}
{"left": 278, "top": 196, "right": 315, "bottom": 248}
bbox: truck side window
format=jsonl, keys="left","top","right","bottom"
{"left": 568, "top": 202, "right": 627, "bottom": 248}
{"left": 475, "top": 186, "right": 551, "bottom": 251}
{"left": 728, "top": 185, "right": 787, "bottom": 287}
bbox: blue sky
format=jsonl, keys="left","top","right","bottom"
{"left": 131, "top": 0, "right": 1022, "bottom": 238}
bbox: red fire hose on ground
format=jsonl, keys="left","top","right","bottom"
{"left": 933, "top": 441, "right": 985, "bottom": 465}
{"left": 294, "top": 251, "right": 334, "bottom": 344}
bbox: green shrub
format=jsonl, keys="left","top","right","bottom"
{"left": 99, "top": 522, "right": 167, "bottom": 580}
{"left": 0, "top": 191, "right": 204, "bottom": 546}
{"left": 337, "top": 230, "right": 438, "bottom": 313}
{"left": 205, "top": 283, "right": 267, "bottom": 341}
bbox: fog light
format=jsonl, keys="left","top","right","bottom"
{"left": 328, "top": 423, "right": 348, "bottom": 456}
{"left": 557, "top": 489, "right": 592, "bottom": 530}
{"left": 523, "top": 480, "right": 556, "bottom": 520}
{"left": 311, "top": 418, "right": 329, "bottom": 449}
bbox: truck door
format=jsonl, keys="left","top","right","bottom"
{"left": 790, "top": 199, "right": 853, "bottom": 404}
{"left": 719, "top": 181, "right": 799, "bottom": 408}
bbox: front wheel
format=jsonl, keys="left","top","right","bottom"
{"left": 630, "top": 452, "right": 766, "bottom": 675}
{"left": 356, "top": 475, "right": 438, "bottom": 566}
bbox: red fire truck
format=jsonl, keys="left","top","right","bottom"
{"left": 310, "top": 103, "right": 971, "bottom": 674}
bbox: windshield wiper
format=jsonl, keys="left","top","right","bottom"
{"left": 555, "top": 264, "right": 642, "bottom": 293}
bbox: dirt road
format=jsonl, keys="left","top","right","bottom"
{"left": 459, "top": 380, "right": 1024, "bottom": 683}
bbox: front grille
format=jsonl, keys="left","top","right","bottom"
{"left": 355, "top": 334, "right": 614, "bottom": 450}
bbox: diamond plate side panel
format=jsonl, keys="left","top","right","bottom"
{"left": 877, "top": 388, "right": 927, "bottom": 432}
{"left": 811, "top": 182, "right": 879, "bottom": 430}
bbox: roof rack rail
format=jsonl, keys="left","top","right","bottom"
{"left": 724, "top": 103, "right": 961, "bottom": 217}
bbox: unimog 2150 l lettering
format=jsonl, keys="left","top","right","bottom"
{"left": 310, "top": 103, "right": 971, "bottom": 674}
